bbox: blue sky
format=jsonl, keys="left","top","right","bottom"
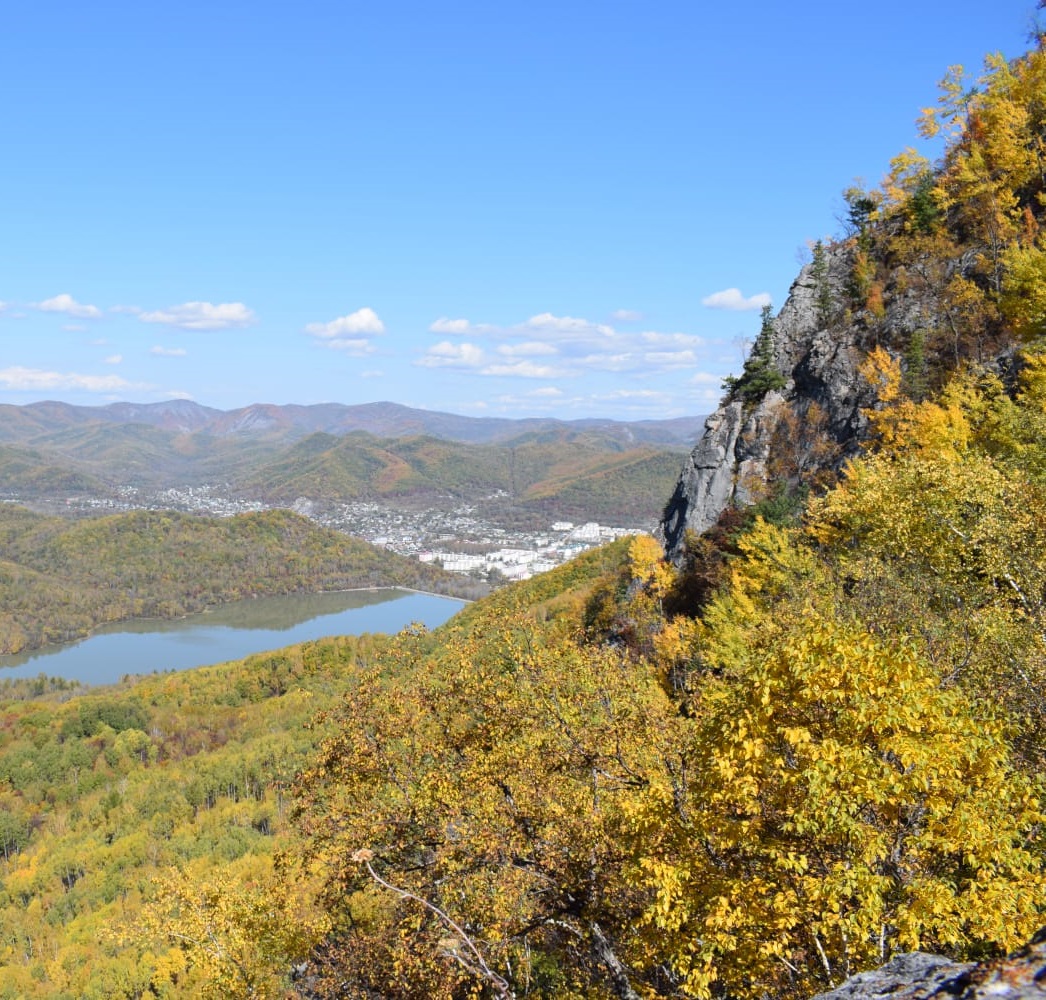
{"left": 0, "top": 1, "right": 1036, "bottom": 419}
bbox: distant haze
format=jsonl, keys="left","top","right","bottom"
{"left": 0, "top": 399, "right": 706, "bottom": 447}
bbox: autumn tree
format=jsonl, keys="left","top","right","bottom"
{"left": 634, "top": 594, "right": 1046, "bottom": 999}
{"left": 141, "top": 859, "right": 327, "bottom": 999}
{"left": 810, "top": 240, "right": 834, "bottom": 327}
{"left": 292, "top": 609, "right": 685, "bottom": 999}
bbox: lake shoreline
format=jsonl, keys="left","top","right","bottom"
{"left": 0, "top": 590, "right": 466, "bottom": 687}
{"left": 4, "top": 583, "right": 473, "bottom": 660}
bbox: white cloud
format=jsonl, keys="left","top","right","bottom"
{"left": 640, "top": 331, "right": 703, "bottom": 348}
{"left": 323, "top": 338, "right": 378, "bottom": 356}
{"left": 526, "top": 312, "right": 615, "bottom": 337}
{"left": 305, "top": 307, "right": 384, "bottom": 339}
{"left": 495, "top": 341, "right": 558, "bottom": 358}
{"left": 151, "top": 346, "right": 188, "bottom": 357}
{"left": 416, "top": 340, "right": 564, "bottom": 378}
{"left": 612, "top": 309, "right": 643, "bottom": 323}
{"left": 0, "top": 366, "right": 138, "bottom": 393}
{"left": 689, "top": 371, "right": 724, "bottom": 385}
{"left": 37, "top": 293, "right": 102, "bottom": 319}
{"left": 103, "top": 354, "right": 122, "bottom": 365}
{"left": 416, "top": 341, "right": 485, "bottom": 369}
{"left": 139, "top": 301, "right": 256, "bottom": 330}
{"left": 429, "top": 317, "right": 473, "bottom": 335}
{"left": 594, "top": 389, "right": 667, "bottom": 401}
{"left": 360, "top": 369, "right": 385, "bottom": 379}
{"left": 701, "top": 288, "right": 772, "bottom": 311}
{"left": 643, "top": 350, "right": 698, "bottom": 368}
{"left": 577, "top": 352, "right": 636, "bottom": 372}
{"left": 492, "top": 389, "right": 574, "bottom": 411}
{"left": 414, "top": 309, "right": 719, "bottom": 388}
{"left": 481, "top": 360, "right": 563, "bottom": 379}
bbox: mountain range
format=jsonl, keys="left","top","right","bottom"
{"left": 0, "top": 398, "right": 704, "bottom": 528}
{"left": 0, "top": 398, "right": 704, "bottom": 447}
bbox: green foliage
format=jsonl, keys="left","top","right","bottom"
{"left": 908, "top": 168, "right": 943, "bottom": 234}
{"left": 842, "top": 184, "right": 879, "bottom": 237}
{"left": 60, "top": 699, "right": 150, "bottom": 739}
{"left": 811, "top": 239, "right": 834, "bottom": 327}
{"left": 726, "top": 305, "right": 787, "bottom": 403}
{"left": 746, "top": 479, "right": 808, "bottom": 527}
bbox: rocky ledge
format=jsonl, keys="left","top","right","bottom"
{"left": 659, "top": 240, "right": 880, "bottom": 559}
{"left": 813, "top": 932, "right": 1046, "bottom": 1000}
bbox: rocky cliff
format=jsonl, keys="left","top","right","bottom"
{"left": 661, "top": 233, "right": 949, "bottom": 560}
{"left": 659, "top": 240, "right": 883, "bottom": 558}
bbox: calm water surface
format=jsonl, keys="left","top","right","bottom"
{"left": 0, "top": 589, "right": 464, "bottom": 686}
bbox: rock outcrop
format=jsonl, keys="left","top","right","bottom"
{"left": 659, "top": 241, "right": 882, "bottom": 559}
{"left": 811, "top": 930, "right": 1046, "bottom": 1000}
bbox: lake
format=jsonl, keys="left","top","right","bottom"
{"left": 0, "top": 589, "right": 464, "bottom": 686}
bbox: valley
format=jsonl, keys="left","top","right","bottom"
{"left": 0, "top": 399, "right": 695, "bottom": 585}
{"left": 31, "top": 483, "right": 640, "bottom": 583}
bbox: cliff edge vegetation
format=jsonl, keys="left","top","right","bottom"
{"left": 662, "top": 29, "right": 1046, "bottom": 553}
{"left": 280, "top": 345, "right": 1046, "bottom": 997}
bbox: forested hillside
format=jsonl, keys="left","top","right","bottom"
{"left": 278, "top": 357, "right": 1046, "bottom": 999}
{"left": 0, "top": 505, "right": 481, "bottom": 654}
{"left": 235, "top": 430, "right": 684, "bottom": 524}
{"left": 4, "top": 22, "right": 1046, "bottom": 1000}
{"left": 0, "top": 409, "right": 691, "bottom": 531}
{"left": 0, "top": 544, "right": 631, "bottom": 998}
{"left": 0, "top": 629, "right": 396, "bottom": 998}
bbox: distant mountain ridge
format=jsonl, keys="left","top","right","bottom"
{"left": 0, "top": 399, "right": 705, "bottom": 447}
{"left": 0, "top": 399, "right": 701, "bottom": 529}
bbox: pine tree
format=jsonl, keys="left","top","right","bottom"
{"left": 811, "top": 239, "right": 833, "bottom": 327}
{"left": 725, "top": 305, "right": 786, "bottom": 403}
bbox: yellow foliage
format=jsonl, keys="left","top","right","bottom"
{"left": 140, "top": 855, "right": 328, "bottom": 999}
{"left": 858, "top": 346, "right": 972, "bottom": 456}
{"left": 1001, "top": 239, "right": 1046, "bottom": 338}
{"left": 634, "top": 611, "right": 1046, "bottom": 999}
{"left": 293, "top": 604, "right": 685, "bottom": 997}
{"left": 880, "top": 148, "right": 935, "bottom": 212}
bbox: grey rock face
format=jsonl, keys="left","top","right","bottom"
{"left": 811, "top": 930, "right": 1046, "bottom": 1000}
{"left": 811, "top": 953, "right": 974, "bottom": 1000}
{"left": 659, "top": 244, "right": 879, "bottom": 559}
{"left": 659, "top": 401, "right": 746, "bottom": 547}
